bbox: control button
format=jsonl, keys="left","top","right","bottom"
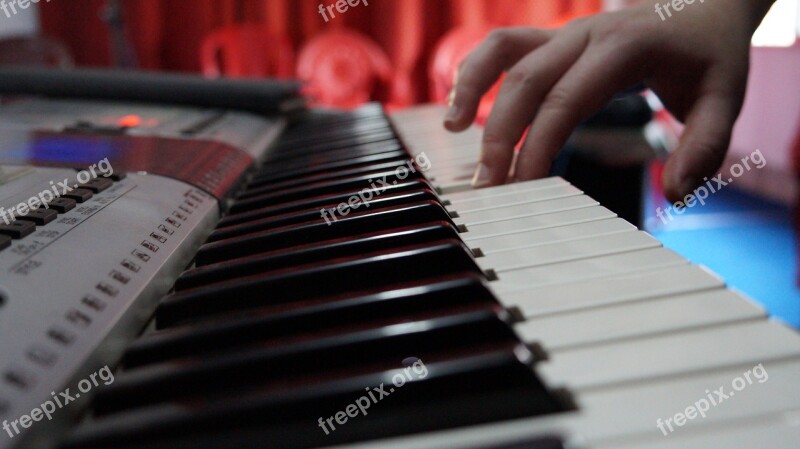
{"left": 27, "top": 345, "right": 58, "bottom": 367}
{"left": 63, "top": 188, "right": 93, "bottom": 203}
{"left": 81, "top": 178, "right": 113, "bottom": 193}
{"left": 165, "top": 217, "right": 181, "bottom": 228}
{"left": 48, "top": 198, "right": 77, "bottom": 213}
{"left": 4, "top": 368, "right": 35, "bottom": 390}
{"left": 109, "top": 270, "right": 130, "bottom": 284}
{"left": 131, "top": 249, "right": 150, "bottom": 262}
{"left": 141, "top": 241, "right": 159, "bottom": 252}
{"left": 82, "top": 295, "right": 107, "bottom": 312}
{"left": 0, "top": 235, "right": 10, "bottom": 251}
{"left": 17, "top": 208, "right": 58, "bottom": 225}
{"left": 121, "top": 259, "right": 141, "bottom": 272}
{"left": 109, "top": 172, "right": 127, "bottom": 181}
{"left": 96, "top": 282, "right": 119, "bottom": 297}
{"left": 66, "top": 309, "right": 92, "bottom": 328}
{"left": 0, "top": 221, "right": 35, "bottom": 239}
{"left": 47, "top": 327, "right": 76, "bottom": 346}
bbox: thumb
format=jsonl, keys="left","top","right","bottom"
{"left": 662, "top": 92, "right": 741, "bottom": 203}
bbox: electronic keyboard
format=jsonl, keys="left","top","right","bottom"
{"left": 0, "top": 99, "right": 798, "bottom": 449}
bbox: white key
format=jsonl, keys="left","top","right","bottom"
{"left": 462, "top": 206, "right": 617, "bottom": 240}
{"left": 539, "top": 320, "right": 800, "bottom": 391}
{"left": 470, "top": 218, "right": 635, "bottom": 255}
{"left": 570, "top": 360, "right": 800, "bottom": 443}
{"left": 499, "top": 264, "right": 724, "bottom": 318}
{"left": 331, "top": 361, "right": 800, "bottom": 449}
{"left": 596, "top": 416, "right": 800, "bottom": 449}
{"left": 476, "top": 231, "right": 661, "bottom": 272}
{"left": 491, "top": 248, "right": 688, "bottom": 293}
{"left": 454, "top": 196, "right": 598, "bottom": 226}
{"left": 446, "top": 184, "right": 583, "bottom": 214}
{"left": 442, "top": 177, "right": 567, "bottom": 203}
{"left": 515, "top": 289, "right": 765, "bottom": 351}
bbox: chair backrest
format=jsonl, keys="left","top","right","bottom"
{"left": 429, "top": 26, "right": 499, "bottom": 124}
{"left": 296, "top": 29, "right": 392, "bottom": 109}
{"left": 0, "top": 36, "right": 73, "bottom": 68}
{"left": 200, "top": 24, "right": 294, "bottom": 79}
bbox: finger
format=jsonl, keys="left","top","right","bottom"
{"left": 515, "top": 45, "right": 644, "bottom": 180}
{"left": 662, "top": 92, "right": 740, "bottom": 202}
{"left": 444, "top": 27, "right": 553, "bottom": 132}
{"left": 474, "top": 26, "right": 588, "bottom": 187}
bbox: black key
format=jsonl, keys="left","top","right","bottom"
{"left": 62, "top": 188, "right": 93, "bottom": 203}
{"left": 0, "top": 221, "right": 35, "bottom": 239}
{"left": 246, "top": 159, "right": 415, "bottom": 192}
{"left": 208, "top": 190, "right": 439, "bottom": 242}
{"left": 163, "top": 240, "right": 481, "bottom": 325}
{"left": 226, "top": 178, "right": 425, "bottom": 217}
{"left": 257, "top": 142, "right": 403, "bottom": 175}
{"left": 488, "top": 437, "right": 566, "bottom": 449}
{"left": 181, "top": 222, "right": 458, "bottom": 290}
{"left": 80, "top": 178, "right": 113, "bottom": 193}
{"left": 196, "top": 202, "right": 453, "bottom": 265}
{"left": 94, "top": 312, "right": 521, "bottom": 415}
{"left": 47, "top": 198, "right": 76, "bottom": 213}
{"left": 252, "top": 150, "right": 406, "bottom": 185}
{"left": 276, "top": 119, "right": 392, "bottom": 148}
{"left": 16, "top": 208, "right": 58, "bottom": 225}
{"left": 237, "top": 168, "right": 422, "bottom": 203}
{"left": 127, "top": 274, "right": 498, "bottom": 366}
{"left": 0, "top": 235, "right": 10, "bottom": 251}
{"left": 268, "top": 130, "right": 397, "bottom": 160}
{"left": 64, "top": 351, "right": 563, "bottom": 449}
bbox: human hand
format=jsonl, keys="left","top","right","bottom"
{"left": 444, "top": 1, "right": 773, "bottom": 202}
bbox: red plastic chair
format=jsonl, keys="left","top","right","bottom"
{"left": 429, "top": 26, "right": 500, "bottom": 125}
{"left": 296, "top": 29, "right": 393, "bottom": 109}
{"left": 200, "top": 24, "right": 295, "bottom": 79}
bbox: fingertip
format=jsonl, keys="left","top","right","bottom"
{"left": 471, "top": 163, "right": 492, "bottom": 188}
{"left": 443, "top": 105, "right": 466, "bottom": 131}
{"left": 661, "top": 163, "right": 699, "bottom": 204}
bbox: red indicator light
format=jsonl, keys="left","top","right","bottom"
{"left": 118, "top": 115, "right": 142, "bottom": 128}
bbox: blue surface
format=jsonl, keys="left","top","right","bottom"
{"left": 643, "top": 180, "right": 800, "bottom": 329}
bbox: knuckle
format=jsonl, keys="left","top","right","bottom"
{"left": 485, "top": 28, "right": 513, "bottom": 49}
{"left": 541, "top": 86, "right": 575, "bottom": 113}
{"left": 482, "top": 130, "right": 513, "bottom": 152}
{"left": 504, "top": 67, "right": 536, "bottom": 90}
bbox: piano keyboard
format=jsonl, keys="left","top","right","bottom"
{"left": 2, "top": 102, "right": 799, "bottom": 449}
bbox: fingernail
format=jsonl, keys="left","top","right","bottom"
{"left": 444, "top": 103, "right": 461, "bottom": 125}
{"left": 471, "top": 163, "right": 491, "bottom": 188}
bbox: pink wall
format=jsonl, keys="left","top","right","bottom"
{"left": 727, "top": 41, "right": 800, "bottom": 204}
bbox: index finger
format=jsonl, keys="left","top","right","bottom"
{"left": 444, "top": 27, "right": 553, "bottom": 132}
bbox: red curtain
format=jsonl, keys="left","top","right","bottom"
{"left": 40, "top": 0, "right": 599, "bottom": 103}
